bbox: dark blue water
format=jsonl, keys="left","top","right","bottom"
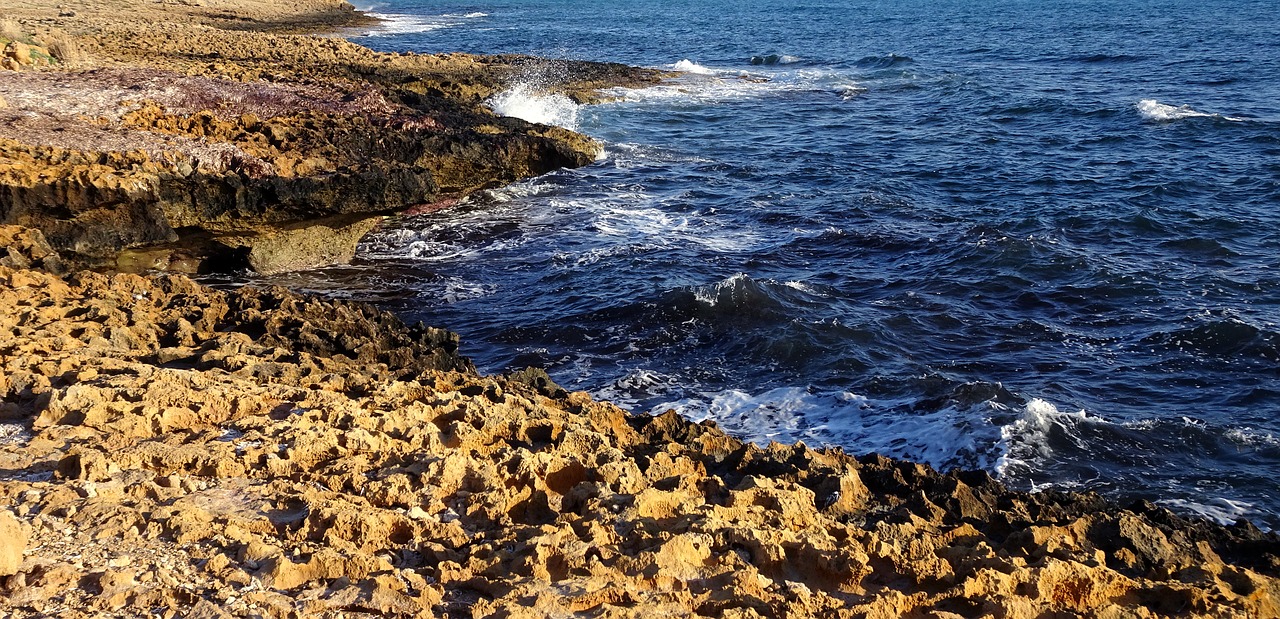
{"left": 274, "top": 0, "right": 1280, "bottom": 526}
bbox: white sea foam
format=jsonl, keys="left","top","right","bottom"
{"left": 1224, "top": 427, "right": 1280, "bottom": 448}
{"left": 671, "top": 59, "right": 716, "bottom": 75}
{"left": 994, "top": 398, "right": 1101, "bottom": 477}
{"left": 470, "top": 177, "right": 559, "bottom": 204}
{"left": 594, "top": 369, "right": 686, "bottom": 408}
{"left": 1159, "top": 497, "right": 1258, "bottom": 527}
{"left": 359, "top": 13, "right": 449, "bottom": 35}
{"left": 602, "top": 64, "right": 861, "bottom": 106}
{"left": 599, "top": 142, "right": 716, "bottom": 166}
{"left": 1136, "top": 99, "right": 1242, "bottom": 122}
{"left": 569, "top": 193, "right": 763, "bottom": 253}
{"left": 650, "top": 386, "right": 1005, "bottom": 471}
{"left": 436, "top": 277, "right": 497, "bottom": 303}
{"left": 655, "top": 387, "right": 829, "bottom": 444}
{"left": 353, "top": 8, "right": 488, "bottom": 36}
{"left": 488, "top": 83, "right": 581, "bottom": 130}
{"left": 552, "top": 242, "right": 663, "bottom": 269}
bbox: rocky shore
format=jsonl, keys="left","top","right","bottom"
{"left": 0, "top": 0, "right": 659, "bottom": 274}
{"left": 2, "top": 226, "right": 1279, "bottom": 618}
{"left": 2, "top": 1, "right": 1280, "bottom": 618}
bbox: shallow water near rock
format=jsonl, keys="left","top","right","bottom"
{"left": 250, "top": 0, "right": 1280, "bottom": 528}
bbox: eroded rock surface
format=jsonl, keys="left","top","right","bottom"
{"left": 0, "top": 0, "right": 661, "bottom": 273}
{"left": 1, "top": 232, "right": 1278, "bottom": 618}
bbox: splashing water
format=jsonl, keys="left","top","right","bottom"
{"left": 487, "top": 83, "right": 581, "bottom": 129}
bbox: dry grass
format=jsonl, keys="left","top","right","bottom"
{"left": 44, "top": 33, "right": 82, "bottom": 63}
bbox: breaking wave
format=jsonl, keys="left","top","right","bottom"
{"left": 671, "top": 59, "right": 716, "bottom": 75}
{"left": 352, "top": 8, "right": 488, "bottom": 36}
{"left": 750, "top": 54, "right": 803, "bottom": 65}
{"left": 488, "top": 84, "right": 581, "bottom": 129}
{"left": 1136, "top": 99, "right": 1243, "bottom": 122}
{"left": 649, "top": 384, "right": 1008, "bottom": 472}
{"left": 604, "top": 64, "right": 863, "bottom": 105}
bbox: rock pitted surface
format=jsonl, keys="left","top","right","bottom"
{"left": 0, "top": 228, "right": 1278, "bottom": 617}
{"left": 0, "top": 0, "right": 661, "bottom": 273}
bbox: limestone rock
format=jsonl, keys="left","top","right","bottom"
{"left": 0, "top": 225, "right": 66, "bottom": 273}
{"left": 2, "top": 261, "right": 1279, "bottom": 617}
{"left": 3, "top": 41, "right": 32, "bottom": 65}
{"left": 0, "top": 510, "right": 26, "bottom": 576}
{"left": 0, "top": 17, "right": 662, "bottom": 275}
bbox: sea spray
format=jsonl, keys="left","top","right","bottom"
{"left": 672, "top": 59, "right": 716, "bottom": 74}
{"left": 488, "top": 83, "right": 581, "bottom": 129}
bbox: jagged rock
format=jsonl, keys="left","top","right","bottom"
{"left": 2, "top": 260, "right": 1278, "bottom": 617}
{"left": 0, "top": 225, "right": 66, "bottom": 274}
{"left": 0, "top": 0, "right": 1278, "bottom": 616}
{"left": 0, "top": 15, "right": 661, "bottom": 274}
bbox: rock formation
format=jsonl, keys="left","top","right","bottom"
{"left": 0, "top": 224, "right": 1278, "bottom": 617}
{"left": 0, "top": 0, "right": 661, "bottom": 274}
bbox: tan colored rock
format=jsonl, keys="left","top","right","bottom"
{"left": 0, "top": 139, "right": 1278, "bottom": 619}
{"left": 0, "top": 510, "right": 26, "bottom": 576}
{"left": 3, "top": 41, "right": 31, "bottom": 65}
{"left": 217, "top": 215, "right": 383, "bottom": 275}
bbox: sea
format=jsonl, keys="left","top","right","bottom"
{"left": 254, "top": 0, "right": 1280, "bottom": 528}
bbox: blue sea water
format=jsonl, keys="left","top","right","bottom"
{"left": 277, "top": 0, "right": 1280, "bottom": 526}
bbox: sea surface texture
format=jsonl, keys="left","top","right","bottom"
{"left": 271, "top": 0, "right": 1279, "bottom": 527}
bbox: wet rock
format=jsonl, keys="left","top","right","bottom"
{"left": 0, "top": 7, "right": 1277, "bottom": 612}
{"left": 505, "top": 367, "right": 569, "bottom": 400}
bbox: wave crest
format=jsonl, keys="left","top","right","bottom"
{"left": 672, "top": 59, "right": 716, "bottom": 75}
{"left": 854, "top": 54, "right": 914, "bottom": 69}
{"left": 750, "top": 54, "right": 803, "bottom": 66}
{"left": 1136, "top": 99, "right": 1242, "bottom": 122}
{"left": 487, "top": 84, "right": 581, "bottom": 129}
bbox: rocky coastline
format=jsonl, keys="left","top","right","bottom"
{"left": 2, "top": 1, "right": 1280, "bottom": 618}
{"left": 0, "top": 0, "right": 659, "bottom": 274}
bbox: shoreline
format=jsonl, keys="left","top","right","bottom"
{"left": 2, "top": 1, "right": 1280, "bottom": 617}
{"left": 0, "top": 0, "right": 661, "bottom": 275}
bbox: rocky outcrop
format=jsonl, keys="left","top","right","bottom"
{"left": 0, "top": 2, "right": 662, "bottom": 274}
{"left": 0, "top": 245, "right": 1277, "bottom": 617}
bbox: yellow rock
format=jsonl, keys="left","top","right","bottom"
{"left": 3, "top": 41, "right": 31, "bottom": 65}
{"left": 0, "top": 510, "right": 26, "bottom": 576}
